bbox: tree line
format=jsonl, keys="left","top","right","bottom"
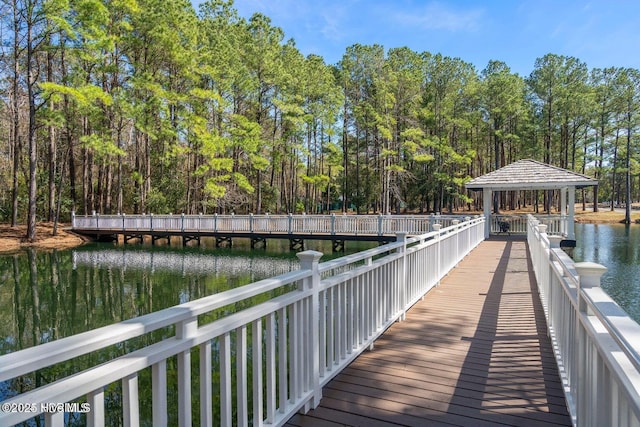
{"left": 1, "top": 0, "right": 639, "bottom": 240}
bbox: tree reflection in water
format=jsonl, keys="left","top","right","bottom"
{"left": 0, "top": 241, "right": 374, "bottom": 425}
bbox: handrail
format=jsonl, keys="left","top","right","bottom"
{"left": 0, "top": 217, "right": 486, "bottom": 427}
{"left": 0, "top": 269, "right": 312, "bottom": 382}
{"left": 526, "top": 214, "right": 640, "bottom": 427}
{"left": 492, "top": 213, "right": 566, "bottom": 235}
{"left": 71, "top": 212, "right": 474, "bottom": 237}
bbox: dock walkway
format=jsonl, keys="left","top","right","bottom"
{"left": 286, "top": 236, "right": 572, "bottom": 427}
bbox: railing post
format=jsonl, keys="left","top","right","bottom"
{"left": 177, "top": 319, "right": 198, "bottom": 427}
{"left": 451, "top": 220, "right": 460, "bottom": 266}
{"left": 574, "top": 262, "right": 608, "bottom": 427}
{"left": 433, "top": 224, "right": 442, "bottom": 284}
{"left": 152, "top": 361, "right": 167, "bottom": 427}
{"left": 575, "top": 262, "right": 607, "bottom": 313}
{"left": 87, "top": 389, "right": 105, "bottom": 427}
{"left": 122, "top": 373, "right": 140, "bottom": 427}
{"left": 331, "top": 213, "right": 336, "bottom": 236}
{"left": 544, "top": 235, "right": 564, "bottom": 331}
{"left": 198, "top": 212, "right": 202, "bottom": 232}
{"left": 396, "top": 232, "right": 407, "bottom": 321}
{"left": 71, "top": 211, "right": 76, "bottom": 229}
{"left": 296, "top": 250, "right": 323, "bottom": 410}
{"left": 288, "top": 213, "right": 293, "bottom": 234}
{"left": 214, "top": 213, "right": 218, "bottom": 232}
{"left": 181, "top": 213, "right": 185, "bottom": 233}
{"left": 465, "top": 217, "right": 471, "bottom": 255}
{"left": 150, "top": 213, "right": 153, "bottom": 231}
{"left": 378, "top": 213, "right": 383, "bottom": 236}
{"left": 536, "top": 224, "right": 548, "bottom": 286}
{"left": 122, "top": 213, "right": 126, "bottom": 232}
{"left": 250, "top": 213, "right": 254, "bottom": 233}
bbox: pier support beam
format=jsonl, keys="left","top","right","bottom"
{"left": 289, "top": 238, "right": 304, "bottom": 251}
{"left": 216, "top": 236, "right": 232, "bottom": 248}
{"left": 251, "top": 237, "right": 266, "bottom": 249}
{"left": 332, "top": 240, "right": 345, "bottom": 252}
{"left": 124, "top": 234, "right": 143, "bottom": 244}
{"left": 152, "top": 235, "right": 171, "bottom": 246}
{"left": 182, "top": 235, "right": 201, "bottom": 247}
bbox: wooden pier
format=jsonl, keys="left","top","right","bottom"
{"left": 70, "top": 213, "right": 463, "bottom": 251}
{"left": 286, "top": 236, "right": 572, "bottom": 427}
{"left": 4, "top": 215, "right": 638, "bottom": 427}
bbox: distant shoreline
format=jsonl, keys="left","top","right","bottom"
{"left": 0, "top": 223, "right": 88, "bottom": 254}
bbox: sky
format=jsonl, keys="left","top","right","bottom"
{"left": 223, "top": 0, "right": 640, "bottom": 77}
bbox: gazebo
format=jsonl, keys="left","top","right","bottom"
{"left": 465, "top": 159, "right": 599, "bottom": 240}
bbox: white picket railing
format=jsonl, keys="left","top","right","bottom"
{"left": 527, "top": 214, "right": 640, "bottom": 427}
{"left": 0, "top": 217, "right": 485, "bottom": 427}
{"left": 72, "top": 212, "right": 471, "bottom": 236}
{"left": 492, "top": 214, "right": 566, "bottom": 235}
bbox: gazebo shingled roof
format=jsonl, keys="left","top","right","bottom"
{"left": 465, "top": 159, "right": 598, "bottom": 240}
{"left": 465, "top": 159, "right": 598, "bottom": 191}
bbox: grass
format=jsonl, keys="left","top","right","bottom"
{"left": 574, "top": 208, "right": 640, "bottom": 224}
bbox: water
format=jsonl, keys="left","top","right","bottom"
{"left": 0, "top": 238, "right": 377, "bottom": 425}
{"left": 573, "top": 223, "right": 640, "bottom": 323}
{"left": 0, "top": 238, "right": 375, "bottom": 356}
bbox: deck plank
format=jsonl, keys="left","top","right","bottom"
{"left": 285, "top": 237, "right": 572, "bottom": 427}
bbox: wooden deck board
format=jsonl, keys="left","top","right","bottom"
{"left": 285, "top": 237, "right": 572, "bottom": 427}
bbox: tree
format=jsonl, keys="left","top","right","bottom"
{"left": 615, "top": 68, "right": 640, "bottom": 223}
{"left": 19, "top": 0, "right": 68, "bottom": 241}
{"left": 590, "top": 67, "right": 618, "bottom": 212}
{"left": 529, "top": 54, "right": 589, "bottom": 212}
{"left": 481, "top": 60, "right": 526, "bottom": 211}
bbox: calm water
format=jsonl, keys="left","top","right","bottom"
{"left": 0, "top": 238, "right": 376, "bottom": 356}
{"left": 573, "top": 223, "right": 640, "bottom": 323}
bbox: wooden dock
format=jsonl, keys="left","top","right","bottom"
{"left": 286, "top": 236, "right": 572, "bottom": 427}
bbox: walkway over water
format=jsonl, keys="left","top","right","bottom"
{"left": 3, "top": 216, "right": 638, "bottom": 427}
{"left": 286, "top": 237, "right": 572, "bottom": 427}
{"left": 71, "top": 213, "right": 468, "bottom": 250}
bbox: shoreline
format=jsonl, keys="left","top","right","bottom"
{"left": 0, "top": 223, "right": 89, "bottom": 254}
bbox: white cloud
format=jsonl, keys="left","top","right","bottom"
{"left": 392, "top": 2, "right": 485, "bottom": 32}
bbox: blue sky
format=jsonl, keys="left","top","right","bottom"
{"left": 223, "top": 0, "right": 640, "bottom": 77}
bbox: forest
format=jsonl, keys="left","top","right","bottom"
{"left": 1, "top": 0, "right": 639, "bottom": 241}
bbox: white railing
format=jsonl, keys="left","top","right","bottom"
{"left": 492, "top": 214, "right": 566, "bottom": 235}
{"left": 0, "top": 217, "right": 485, "bottom": 427}
{"left": 72, "top": 212, "right": 472, "bottom": 237}
{"left": 527, "top": 214, "right": 640, "bottom": 427}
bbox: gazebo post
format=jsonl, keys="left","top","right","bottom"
{"left": 568, "top": 186, "right": 576, "bottom": 240}
{"left": 561, "top": 187, "right": 567, "bottom": 236}
{"left": 483, "top": 188, "right": 491, "bottom": 239}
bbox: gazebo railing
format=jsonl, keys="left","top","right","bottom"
{"left": 492, "top": 214, "right": 566, "bottom": 236}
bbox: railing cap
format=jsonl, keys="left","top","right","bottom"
{"left": 575, "top": 262, "right": 607, "bottom": 288}
{"left": 297, "top": 250, "right": 323, "bottom": 269}
{"left": 548, "top": 235, "right": 563, "bottom": 248}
